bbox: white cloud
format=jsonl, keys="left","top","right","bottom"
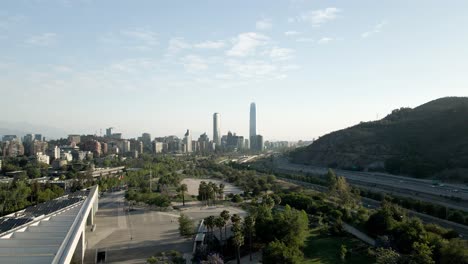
{"left": 318, "top": 37, "right": 333, "bottom": 44}
{"left": 284, "top": 31, "right": 301, "bottom": 36}
{"left": 269, "top": 47, "right": 295, "bottom": 61}
{"left": 109, "top": 58, "right": 159, "bottom": 74}
{"left": 53, "top": 65, "right": 73, "bottom": 73}
{"left": 292, "top": 7, "right": 340, "bottom": 26}
{"left": 194, "top": 40, "right": 225, "bottom": 49}
{"left": 167, "top": 37, "right": 191, "bottom": 54}
{"left": 296, "top": 37, "right": 315, "bottom": 43}
{"left": 226, "top": 32, "right": 269, "bottom": 57}
{"left": 120, "top": 28, "right": 158, "bottom": 47}
{"left": 26, "top": 33, "right": 57, "bottom": 46}
{"left": 98, "top": 28, "right": 159, "bottom": 51}
{"left": 256, "top": 19, "right": 272, "bottom": 30}
{"left": 225, "top": 59, "right": 277, "bottom": 78}
{"left": 361, "top": 21, "right": 387, "bottom": 38}
{"left": 181, "top": 55, "right": 208, "bottom": 72}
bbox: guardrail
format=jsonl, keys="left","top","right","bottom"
{"left": 52, "top": 185, "right": 98, "bottom": 264}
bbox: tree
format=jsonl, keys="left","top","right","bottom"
{"left": 326, "top": 168, "right": 338, "bottom": 190}
{"left": 273, "top": 205, "right": 309, "bottom": 248}
{"left": 253, "top": 204, "right": 274, "bottom": 243}
{"left": 440, "top": 239, "right": 468, "bottom": 264}
{"left": 231, "top": 214, "right": 241, "bottom": 225}
{"left": 340, "top": 244, "right": 347, "bottom": 262}
{"left": 215, "top": 216, "right": 225, "bottom": 241}
{"left": 375, "top": 247, "right": 400, "bottom": 264}
{"left": 406, "top": 242, "right": 435, "bottom": 264}
{"left": 392, "top": 218, "right": 427, "bottom": 254}
{"left": 220, "top": 210, "right": 230, "bottom": 239}
{"left": 328, "top": 169, "right": 359, "bottom": 208}
{"left": 262, "top": 240, "right": 303, "bottom": 264}
{"left": 178, "top": 214, "right": 194, "bottom": 236}
{"left": 366, "top": 201, "right": 406, "bottom": 236}
{"left": 205, "top": 215, "right": 216, "bottom": 236}
{"left": 448, "top": 211, "right": 465, "bottom": 224}
{"left": 199, "top": 181, "right": 208, "bottom": 205}
{"left": 178, "top": 183, "right": 188, "bottom": 206}
{"left": 262, "top": 194, "right": 275, "bottom": 208}
{"left": 231, "top": 221, "right": 244, "bottom": 264}
{"left": 243, "top": 215, "right": 256, "bottom": 262}
{"left": 26, "top": 166, "right": 41, "bottom": 179}
{"left": 218, "top": 183, "right": 225, "bottom": 200}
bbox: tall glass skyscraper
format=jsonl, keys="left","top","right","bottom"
{"left": 213, "top": 113, "right": 221, "bottom": 147}
{"left": 250, "top": 102, "right": 256, "bottom": 149}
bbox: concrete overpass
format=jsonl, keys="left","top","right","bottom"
{"left": 0, "top": 186, "right": 99, "bottom": 264}
{"left": 79, "top": 166, "right": 125, "bottom": 178}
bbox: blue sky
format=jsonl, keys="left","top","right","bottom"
{"left": 1, "top": 0, "right": 467, "bottom": 140}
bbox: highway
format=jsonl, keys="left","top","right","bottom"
{"left": 271, "top": 157, "right": 468, "bottom": 212}
{"left": 278, "top": 177, "right": 468, "bottom": 239}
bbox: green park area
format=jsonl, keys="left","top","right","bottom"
{"left": 303, "top": 228, "right": 374, "bottom": 264}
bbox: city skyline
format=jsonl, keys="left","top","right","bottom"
{"left": 1, "top": 1, "right": 468, "bottom": 141}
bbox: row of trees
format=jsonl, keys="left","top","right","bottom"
{"left": 198, "top": 181, "right": 224, "bottom": 206}
{"left": 187, "top": 194, "right": 310, "bottom": 264}
{"left": 198, "top": 160, "right": 278, "bottom": 197}
{"left": 125, "top": 189, "right": 171, "bottom": 207}
{"left": 366, "top": 201, "right": 468, "bottom": 263}
{"left": 1, "top": 156, "right": 50, "bottom": 179}
{"left": 360, "top": 188, "right": 468, "bottom": 226}
{"left": 0, "top": 179, "right": 65, "bottom": 216}
{"left": 124, "top": 155, "right": 189, "bottom": 208}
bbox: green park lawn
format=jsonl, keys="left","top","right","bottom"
{"left": 303, "top": 228, "right": 375, "bottom": 264}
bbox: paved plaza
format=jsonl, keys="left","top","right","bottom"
{"left": 84, "top": 185, "right": 246, "bottom": 263}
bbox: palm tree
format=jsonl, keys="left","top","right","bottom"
{"left": 208, "top": 182, "right": 217, "bottom": 206}
{"left": 220, "top": 210, "right": 230, "bottom": 239}
{"left": 243, "top": 215, "right": 256, "bottom": 261}
{"left": 232, "top": 221, "right": 244, "bottom": 264}
{"left": 218, "top": 183, "right": 225, "bottom": 201}
{"left": 205, "top": 215, "right": 216, "bottom": 236}
{"left": 231, "top": 214, "right": 241, "bottom": 225}
{"left": 214, "top": 216, "right": 225, "bottom": 241}
{"left": 178, "top": 183, "right": 188, "bottom": 206}
{"left": 199, "top": 181, "right": 208, "bottom": 205}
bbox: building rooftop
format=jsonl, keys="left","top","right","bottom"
{"left": 0, "top": 189, "right": 94, "bottom": 264}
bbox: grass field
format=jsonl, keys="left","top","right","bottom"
{"left": 303, "top": 228, "right": 375, "bottom": 264}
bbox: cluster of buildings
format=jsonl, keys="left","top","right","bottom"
{"left": 0, "top": 103, "right": 308, "bottom": 171}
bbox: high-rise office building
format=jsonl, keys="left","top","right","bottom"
{"left": 213, "top": 113, "right": 221, "bottom": 147}
{"left": 106, "top": 127, "right": 113, "bottom": 137}
{"left": 2, "top": 135, "right": 17, "bottom": 142}
{"left": 250, "top": 102, "right": 257, "bottom": 149}
{"left": 256, "top": 135, "right": 264, "bottom": 152}
{"left": 184, "top": 129, "right": 192, "bottom": 153}
{"left": 140, "top": 133, "right": 152, "bottom": 152}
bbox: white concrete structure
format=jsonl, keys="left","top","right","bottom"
{"left": 153, "top": 142, "right": 163, "bottom": 153}
{"left": 35, "top": 152, "right": 50, "bottom": 164}
{"left": 61, "top": 151, "right": 73, "bottom": 162}
{"left": 52, "top": 146, "right": 60, "bottom": 160}
{"left": 0, "top": 186, "right": 99, "bottom": 264}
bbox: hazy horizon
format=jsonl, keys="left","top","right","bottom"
{"left": 1, "top": 1, "right": 467, "bottom": 141}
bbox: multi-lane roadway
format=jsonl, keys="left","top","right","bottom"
{"left": 271, "top": 157, "right": 468, "bottom": 212}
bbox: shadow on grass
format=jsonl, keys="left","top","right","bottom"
{"left": 303, "top": 228, "right": 375, "bottom": 264}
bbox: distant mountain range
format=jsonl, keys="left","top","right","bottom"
{"left": 290, "top": 97, "right": 468, "bottom": 182}
{"left": 0, "top": 121, "right": 68, "bottom": 140}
